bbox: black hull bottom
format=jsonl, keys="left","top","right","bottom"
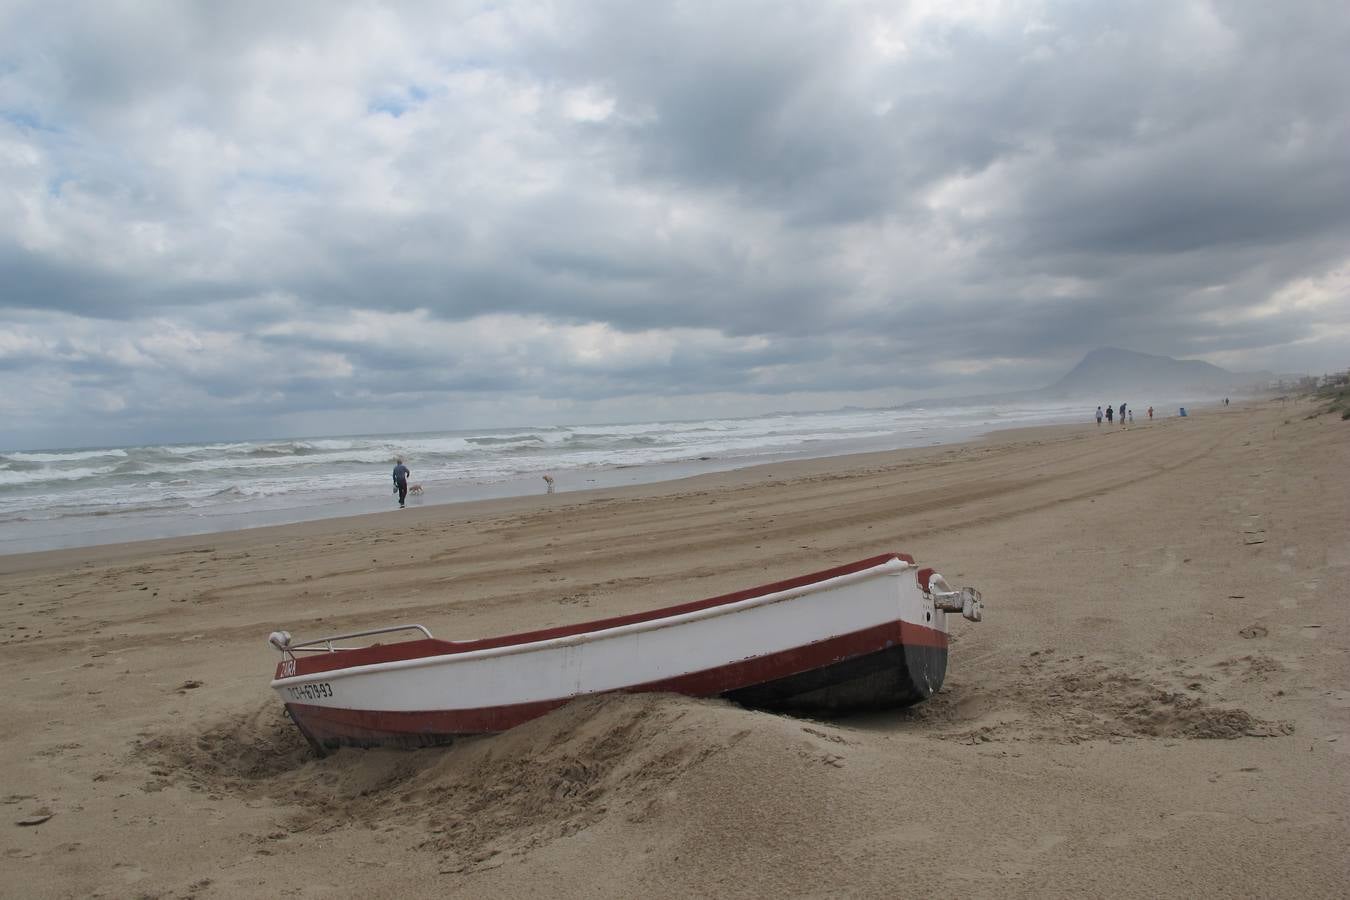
{"left": 724, "top": 643, "right": 947, "bottom": 714}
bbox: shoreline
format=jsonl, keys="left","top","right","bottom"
{"left": 0, "top": 400, "right": 1148, "bottom": 558}
{"left": 2, "top": 398, "right": 1344, "bottom": 898}
{"left": 1, "top": 414, "right": 1103, "bottom": 572}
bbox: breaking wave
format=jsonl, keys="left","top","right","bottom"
{"left": 1, "top": 401, "right": 1090, "bottom": 549}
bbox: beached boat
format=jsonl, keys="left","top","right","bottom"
{"left": 267, "top": 552, "right": 983, "bottom": 754}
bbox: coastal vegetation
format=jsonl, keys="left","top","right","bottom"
{"left": 1306, "top": 371, "right": 1350, "bottom": 419}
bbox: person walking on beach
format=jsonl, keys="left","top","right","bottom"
{"left": 1105, "top": 405, "right": 1113, "bottom": 424}
{"left": 1119, "top": 402, "right": 1126, "bottom": 426}
{"left": 392, "top": 457, "right": 411, "bottom": 508}
{"left": 1096, "top": 406, "right": 1103, "bottom": 426}
{"left": 1148, "top": 406, "right": 1153, "bottom": 420}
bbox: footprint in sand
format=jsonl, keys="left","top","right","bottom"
{"left": 114, "top": 862, "right": 148, "bottom": 884}
{"left": 954, "top": 833, "right": 1068, "bottom": 881}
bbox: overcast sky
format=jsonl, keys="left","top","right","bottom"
{"left": 2, "top": 0, "right": 1347, "bottom": 449}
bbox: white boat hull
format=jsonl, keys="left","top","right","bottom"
{"left": 269, "top": 553, "right": 978, "bottom": 752}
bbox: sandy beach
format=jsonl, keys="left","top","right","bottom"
{"left": 1, "top": 400, "right": 1346, "bottom": 898}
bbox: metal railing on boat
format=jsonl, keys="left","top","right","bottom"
{"left": 268, "top": 624, "right": 433, "bottom": 657}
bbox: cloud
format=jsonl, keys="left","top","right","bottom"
{"left": 0, "top": 0, "right": 1347, "bottom": 448}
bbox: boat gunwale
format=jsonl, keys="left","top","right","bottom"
{"left": 272, "top": 553, "right": 918, "bottom": 686}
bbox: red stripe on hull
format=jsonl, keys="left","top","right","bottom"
{"left": 283, "top": 552, "right": 917, "bottom": 678}
{"left": 286, "top": 619, "right": 947, "bottom": 750}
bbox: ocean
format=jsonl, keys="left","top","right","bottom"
{"left": 0, "top": 400, "right": 1090, "bottom": 555}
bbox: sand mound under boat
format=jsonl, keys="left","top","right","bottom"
{"left": 135, "top": 657, "right": 1290, "bottom": 875}
{"left": 138, "top": 692, "right": 882, "bottom": 871}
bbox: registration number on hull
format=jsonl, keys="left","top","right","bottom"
{"left": 285, "top": 682, "right": 334, "bottom": 702}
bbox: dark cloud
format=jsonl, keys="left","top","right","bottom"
{"left": 1, "top": 0, "right": 1347, "bottom": 447}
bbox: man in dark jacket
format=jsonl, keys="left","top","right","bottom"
{"left": 392, "top": 458, "right": 410, "bottom": 508}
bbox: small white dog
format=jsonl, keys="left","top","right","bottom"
{"left": 407, "top": 483, "right": 424, "bottom": 496}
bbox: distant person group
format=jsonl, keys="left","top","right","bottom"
{"left": 1096, "top": 403, "right": 1152, "bottom": 427}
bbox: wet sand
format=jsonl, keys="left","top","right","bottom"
{"left": 1, "top": 400, "right": 1347, "bottom": 898}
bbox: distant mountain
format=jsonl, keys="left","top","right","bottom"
{"left": 1046, "top": 347, "right": 1271, "bottom": 397}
